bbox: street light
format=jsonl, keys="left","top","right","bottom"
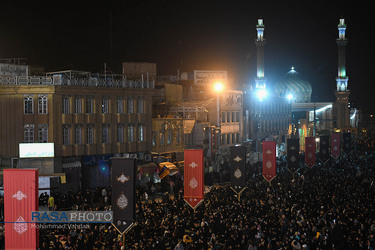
{"left": 214, "top": 81, "right": 224, "bottom": 92}
{"left": 214, "top": 81, "right": 224, "bottom": 127}
{"left": 256, "top": 88, "right": 267, "bottom": 101}
{"left": 214, "top": 81, "right": 224, "bottom": 173}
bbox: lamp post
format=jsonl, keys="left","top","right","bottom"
{"left": 214, "top": 82, "right": 223, "bottom": 125}
{"left": 214, "top": 81, "right": 223, "bottom": 173}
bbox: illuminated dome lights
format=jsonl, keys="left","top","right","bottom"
{"left": 275, "top": 67, "right": 312, "bottom": 103}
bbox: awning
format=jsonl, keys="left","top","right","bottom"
{"left": 159, "top": 162, "right": 178, "bottom": 171}
{"left": 137, "top": 163, "right": 158, "bottom": 175}
{"left": 159, "top": 162, "right": 179, "bottom": 179}
{"left": 183, "top": 120, "right": 195, "bottom": 134}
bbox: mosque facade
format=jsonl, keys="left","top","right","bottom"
{"left": 246, "top": 17, "right": 357, "bottom": 153}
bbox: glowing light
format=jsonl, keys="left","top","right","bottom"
{"left": 315, "top": 104, "right": 332, "bottom": 113}
{"left": 350, "top": 110, "right": 357, "bottom": 120}
{"left": 287, "top": 94, "right": 293, "bottom": 100}
{"left": 256, "top": 88, "right": 267, "bottom": 101}
{"left": 214, "top": 82, "right": 224, "bottom": 92}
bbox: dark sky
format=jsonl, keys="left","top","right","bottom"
{"left": 0, "top": 1, "right": 374, "bottom": 112}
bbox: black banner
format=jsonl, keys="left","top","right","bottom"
{"left": 111, "top": 158, "right": 136, "bottom": 234}
{"left": 287, "top": 138, "right": 300, "bottom": 174}
{"left": 319, "top": 135, "right": 330, "bottom": 164}
{"left": 230, "top": 146, "right": 246, "bottom": 195}
{"left": 343, "top": 132, "right": 351, "bottom": 154}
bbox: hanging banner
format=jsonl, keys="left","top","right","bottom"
{"left": 184, "top": 149, "right": 204, "bottom": 210}
{"left": 111, "top": 158, "right": 136, "bottom": 235}
{"left": 262, "top": 141, "right": 276, "bottom": 182}
{"left": 4, "top": 169, "right": 39, "bottom": 249}
{"left": 230, "top": 146, "right": 246, "bottom": 195}
{"left": 319, "top": 135, "right": 330, "bottom": 164}
{"left": 287, "top": 138, "right": 300, "bottom": 174}
{"left": 331, "top": 133, "right": 340, "bottom": 159}
{"left": 343, "top": 132, "right": 351, "bottom": 154}
{"left": 305, "top": 137, "right": 316, "bottom": 168}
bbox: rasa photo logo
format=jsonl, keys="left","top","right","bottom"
{"left": 31, "top": 211, "right": 113, "bottom": 223}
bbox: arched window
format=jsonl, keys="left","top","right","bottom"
{"left": 38, "top": 95, "right": 48, "bottom": 114}
{"left": 137, "top": 97, "right": 144, "bottom": 114}
{"left": 24, "top": 95, "right": 33, "bottom": 114}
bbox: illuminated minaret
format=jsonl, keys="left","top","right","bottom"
{"left": 255, "top": 18, "right": 266, "bottom": 89}
{"left": 334, "top": 18, "right": 351, "bottom": 129}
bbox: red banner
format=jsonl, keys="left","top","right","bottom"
{"left": 4, "top": 169, "right": 38, "bottom": 249}
{"left": 262, "top": 141, "right": 276, "bottom": 182}
{"left": 305, "top": 137, "right": 316, "bottom": 168}
{"left": 184, "top": 149, "right": 204, "bottom": 209}
{"left": 331, "top": 133, "right": 340, "bottom": 159}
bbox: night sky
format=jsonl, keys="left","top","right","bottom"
{"left": 0, "top": 1, "right": 374, "bottom": 112}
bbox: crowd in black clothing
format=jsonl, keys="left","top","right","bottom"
{"left": 2, "top": 139, "right": 375, "bottom": 249}
{"left": 35, "top": 150, "right": 375, "bottom": 249}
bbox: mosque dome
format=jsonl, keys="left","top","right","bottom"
{"left": 274, "top": 67, "right": 312, "bottom": 103}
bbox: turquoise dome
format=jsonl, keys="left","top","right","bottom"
{"left": 275, "top": 67, "right": 312, "bottom": 103}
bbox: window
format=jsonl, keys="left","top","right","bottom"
{"left": 227, "top": 133, "right": 230, "bottom": 144}
{"left": 117, "top": 98, "right": 124, "bottom": 114}
{"left": 137, "top": 97, "right": 144, "bottom": 114}
{"left": 167, "top": 131, "right": 172, "bottom": 145}
{"left": 87, "top": 126, "right": 94, "bottom": 144}
{"left": 232, "top": 134, "right": 235, "bottom": 144}
{"left": 127, "top": 97, "right": 134, "bottom": 114}
{"left": 102, "top": 124, "right": 109, "bottom": 143}
{"left": 86, "top": 97, "right": 94, "bottom": 114}
{"left": 138, "top": 124, "right": 145, "bottom": 142}
{"left": 74, "top": 97, "right": 82, "bottom": 114}
{"left": 117, "top": 125, "right": 124, "bottom": 142}
{"left": 62, "top": 96, "right": 70, "bottom": 114}
{"left": 236, "top": 133, "right": 240, "bottom": 143}
{"left": 75, "top": 126, "right": 82, "bottom": 144}
{"left": 127, "top": 124, "right": 135, "bottom": 142}
{"left": 176, "top": 132, "right": 181, "bottom": 143}
{"left": 236, "top": 95, "right": 242, "bottom": 104}
{"left": 63, "top": 125, "right": 70, "bottom": 145}
{"left": 38, "top": 125, "right": 48, "bottom": 143}
{"left": 227, "top": 112, "right": 231, "bottom": 123}
{"left": 232, "top": 112, "right": 235, "bottom": 123}
{"left": 159, "top": 132, "right": 164, "bottom": 145}
{"left": 236, "top": 112, "right": 240, "bottom": 122}
{"left": 24, "top": 95, "right": 33, "bottom": 114}
{"left": 102, "top": 97, "right": 109, "bottom": 114}
{"left": 24, "top": 124, "right": 34, "bottom": 143}
{"left": 221, "top": 112, "right": 226, "bottom": 123}
{"left": 152, "top": 133, "right": 156, "bottom": 146}
{"left": 38, "top": 95, "right": 48, "bottom": 114}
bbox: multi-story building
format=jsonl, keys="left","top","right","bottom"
{"left": 153, "top": 70, "right": 243, "bottom": 172}
{"left": 0, "top": 66, "right": 154, "bottom": 189}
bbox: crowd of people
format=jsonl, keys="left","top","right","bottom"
{"left": 1, "top": 138, "right": 375, "bottom": 249}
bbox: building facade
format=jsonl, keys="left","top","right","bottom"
{"left": 0, "top": 68, "right": 154, "bottom": 188}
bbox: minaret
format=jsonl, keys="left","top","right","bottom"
{"left": 255, "top": 18, "right": 266, "bottom": 89}
{"left": 334, "top": 18, "right": 350, "bottom": 129}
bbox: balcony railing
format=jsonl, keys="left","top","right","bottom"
{"left": 0, "top": 75, "right": 155, "bottom": 89}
